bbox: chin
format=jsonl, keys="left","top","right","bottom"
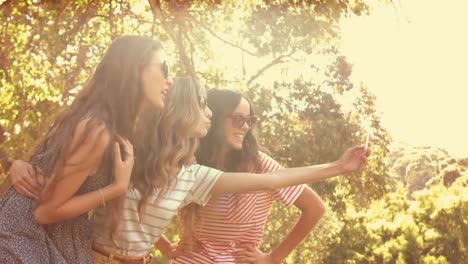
{"left": 230, "top": 143, "right": 243, "bottom": 150}
{"left": 194, "top": 130, "right": 208, "bottom": 139}
{"left": 199, "top": 132, "right": 208, "bottom": 138}
{"left": 157, "top": 100, "right": 165, "bottom": 109}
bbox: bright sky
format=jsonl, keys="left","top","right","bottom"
{"left": 340, "top": 0, "right": 468, "bottom": 158}
{"left": 134, "top": 0, "right": 468, "bottom": 158}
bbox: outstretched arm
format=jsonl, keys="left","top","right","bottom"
{"left": 210, "top": 146, "right": 368, "bottom": 195}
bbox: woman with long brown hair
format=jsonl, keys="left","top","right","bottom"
{"left": 0, "top": 35, "right": 171, "bottom": 264}
{"left": 172, "top": 88, "right": 326, "bottom": 263}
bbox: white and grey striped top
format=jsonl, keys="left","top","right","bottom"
{"left": 90, "top": 164, "right": 223, "bottom": 256}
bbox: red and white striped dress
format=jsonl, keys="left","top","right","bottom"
{"left": 172, "top": 152, "right": 305, "bottom": 263}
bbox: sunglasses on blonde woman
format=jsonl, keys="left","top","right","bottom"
{"left": 226, "top": 113, "right": 258, "bottom": 129}
{"left": 161, "top": 61, "right": 169, "bottom": 79}
{"left": 198, "top": 95, "right": 207, "bottom": 109}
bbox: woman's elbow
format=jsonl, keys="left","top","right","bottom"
{"left": 302, "top": 196, "right": 326, "bottom": 220}
{"left": 315, "top": 200, "right": 326, "bottom": 217}
{"left": 34, "top": 207, "right": 55, "bottom": 225}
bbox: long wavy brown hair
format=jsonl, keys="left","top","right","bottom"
{"left": 179, "top": 88, "right": 265, "bottom": 248}
{"left": 132, "top": 77, "right": 205, "bottom": 220}
{"left": 29, "top": 35, "right": 162, "bottom": 234}
{"left": 197, "top": 88, "right": 263, "bottom": 171}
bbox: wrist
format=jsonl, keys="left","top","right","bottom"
{"left": 269, "top": 252, "right": 282, "bottom": 264}
{"left": 161, "top": 243, "right": 175, "bottom": 257}
{"left": 109, "top": 182, "right": 128, "bottom": 195}
{"left": 330, "top": 161, "right": 345, "bottom": 175}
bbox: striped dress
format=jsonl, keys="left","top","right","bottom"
{"left": 90, "top": 164, "right": 223, "bottom": 257}
{"left": 172, "top": 152, "right": 305, "bottom": 264}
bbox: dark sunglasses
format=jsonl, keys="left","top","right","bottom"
{"left": 226, "top": 113, "right": 258, "bottom": 129}
{"left": 198, "top": 95, "right": 207, "bottom": 109}
{"left": 161, "top": 61, "right": 169, "bottom": 79}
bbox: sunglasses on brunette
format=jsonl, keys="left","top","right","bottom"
{"left": 226, "top": 113, "right": 258, "bottom": 129}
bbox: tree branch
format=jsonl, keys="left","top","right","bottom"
{"left": 189, "top": 15, "right": 257, "bottom": 57}
{"left": 0, "top": 0, "right": 13, "bottom": 12}
{"left": 175, "top": 24, "right": 196, "bottom": 77}
{"left": 246, "top": 49, "right": 296, "bottom": 86}
{"left": 147, "top": 0, "right": 195, "bottom": 77}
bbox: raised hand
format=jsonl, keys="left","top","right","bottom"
{"left": 336, "top": 145, "right": 370, "bottom": 174}
{"left": 112, "top": 136, "right": 135, "bottom": 190}
{"left": 234, "top": 244, "right": 278, "bottom": 264}
{"left": 10, "top": 160, "right": 43, "bottom": 200}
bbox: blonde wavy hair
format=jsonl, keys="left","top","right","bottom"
{"left": 132, "top": 77, "right": 205, "bottom": 220}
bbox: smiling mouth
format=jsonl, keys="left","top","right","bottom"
{"left": 234, "top": 134, "right": 245, "bottom": 140}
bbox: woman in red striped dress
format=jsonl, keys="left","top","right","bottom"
{"left": 168, "top": 88, "right": 328, "bottom": 263}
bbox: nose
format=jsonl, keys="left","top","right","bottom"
{"left": 166, "top": 77, "right": 174, "bottom": 89}
{"left": 205, "top": 106, "right": 213, "bottom": 119}
{"left": 241, "top": 121, "right": 249, "bottom": 131}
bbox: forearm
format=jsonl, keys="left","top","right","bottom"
{"left": 212, "top": 162, "right": 343, "bottom": 195}
{"left": 154, "top": 236, "right": 173, "bottom": 257}
{"left": 269, "top": 211, "right": 318, "bottom": 263}
{"left": 270, "top": 188, "right": 325, "bottom": 263}
{"left": 34, "top": 183, "right": 125, "bottom": 224}
{"left": 268, "top": 162, "right": 343, "bottom": 190}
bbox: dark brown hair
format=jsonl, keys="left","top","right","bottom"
{"left": 196, "top": 88, "right": 263, "bottom": 172}
{"left": 30, "top": 35, "right": 162, "bottom": 234}
{"left": 179, "top": 88, "right": 265, "bottom": 248}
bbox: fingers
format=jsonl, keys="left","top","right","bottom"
{"left": 365, "top": 146, "right": 372, "bottom": 157}
{"left": 113, "top": 142, "right": 122, "bottom": 163}
{"left": 234, "top": 257, "right": 256, "bottom": 263}
{"left": 21, "top": 176, "right": 42, "bottom": 197}
{"left": 234, "top": 245, "right": 257, "bottom": 263}
{"left": 347, "top": 147, "right": 364, "bottom": 160}
{"left": 234, "top": 250, "right": 256, "bottom": 257}
{"left": 23, "top": 166, "right": 42, "bottom": 192}
{"left": 116, "top": 136, "right": 134, "bottom": 162}
{"left": 244, "top": 252, "right": 256, "bottom": 258}
{"left": 359, "top": 144, "right": 371, "bottom": 162}
{"left": 347, "top": 146, "right": 365, "bottom": 158}
{"left": 360, "top": 155, "right": 368, "bottom": 163}
{"left": 237, "top": 243, "right": 256, "bottom": 252}
{"left": 10, "top": 160, "right": 42, "bottom": 199}
{"left": 15, "top": 184, "right": 40, "bottom": 200}
{"left": 26, "top": 163, "right": 38, "bottom": 180}
{"left": 346, "top": 146, "right": 361, "bottom": 154}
